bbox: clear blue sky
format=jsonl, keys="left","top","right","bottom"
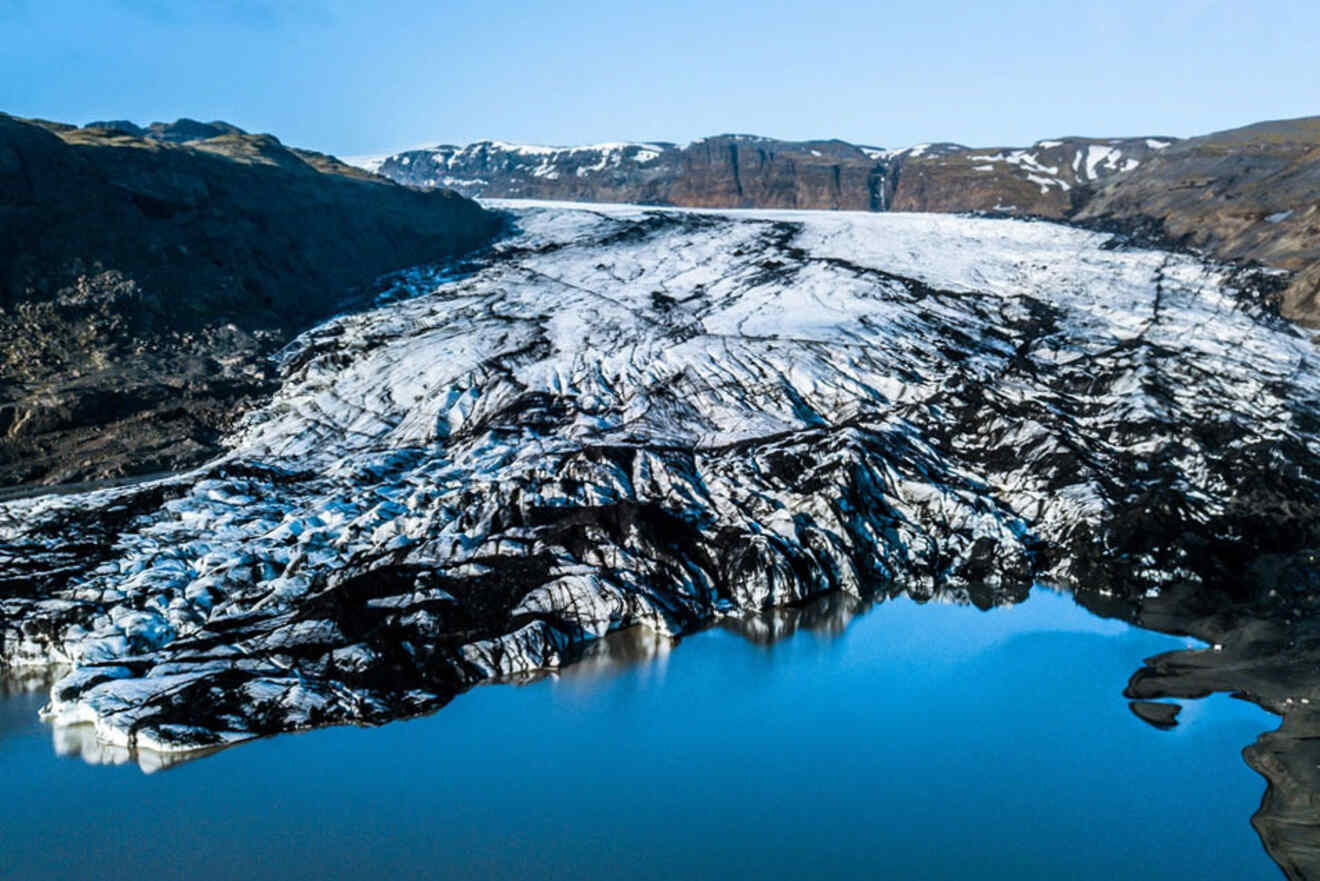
{"left": 3, "top": 0, "right": 1317, "bottom": 157}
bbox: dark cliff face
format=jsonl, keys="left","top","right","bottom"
{"left": 661, "top": 137, "right": 883, "bottom": 210}
{"left": 0, "top": 115, "right": 502, "bottom": 488}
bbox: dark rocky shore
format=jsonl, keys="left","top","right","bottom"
{"left": 1080, "top": 576, "right": 1320, "bottom": 881}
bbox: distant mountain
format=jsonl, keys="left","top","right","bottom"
{"left": 358, "top": 119, "right": 1319, "bottom": 326}
{"left": 0, "top": 115, "right": 501, "bottom": 487}
{"left": 83, "top": 117, "right": 247, "bottom": 142}
{"left": 359, "top": 134, "right": 1173, "bottom": 216}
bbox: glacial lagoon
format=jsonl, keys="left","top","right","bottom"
{"left": 0, "top": 589, "right": 1280, "bottom": 880}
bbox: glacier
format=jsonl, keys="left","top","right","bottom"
{"left": 2, "top": 201, "right": 1318, "bottom": 756}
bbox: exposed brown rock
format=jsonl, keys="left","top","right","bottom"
{"left": 1285, "top": 263, "right": 1320, "bottom": 327}
{"left": 374, "top": 135, "right": 1168, "bottom": 218}
{"left": 662, "top": 137, "right": 883, "bottom": 210}
{"left": 375, "top": 136, "right": 893, "bottom": 210}
{"left": 888, "top": 138, "right": 1168, "bottom": 215}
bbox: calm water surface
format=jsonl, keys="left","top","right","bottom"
{"left": 0, "top": 590, "right": 1280, "bottom": 880}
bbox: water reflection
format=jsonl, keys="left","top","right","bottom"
{"left": 0, "top": 665, "right": 57, "bottom": 698}
{"left": 0, "top": 667, "right": 228, "bottom": 774}
{"left": 49, "top": 720, "right": 227, "bottom": 774}
{"left": 6, "top": 583, "right": 1314, "bottom": 878}
{"left": 549, "top": 583, "right": 1320, "bottom": 881}
{"left": 555, "top": 624, "right": 675, "bottom": 689}
{"left": 719, "top": 589, "right": 870, "bottom": 644}
{"left": 0, "top": 587, "right": 1285, "bottom": 881}
{"left": 524, "top": 590, "right": 876, "bottom": 694}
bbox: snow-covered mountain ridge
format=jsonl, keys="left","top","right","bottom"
{"left": 356, "top": 135, "right": 1173, "bottom": 216}
{"left": 1, "top": 203, "right": 1317, "bottom": 758}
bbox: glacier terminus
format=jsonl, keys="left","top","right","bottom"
{"left": 1, "top": 202, "right": 1316, "bottom": 761}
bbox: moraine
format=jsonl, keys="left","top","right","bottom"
{"left": 1, "top": 201, "right": 1317, "bottom": 764}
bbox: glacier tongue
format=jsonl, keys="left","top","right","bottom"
{"left": 2, "top": 202, "right": 1318, "bottom": 754}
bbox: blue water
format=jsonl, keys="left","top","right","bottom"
{"left": 0, "top": 590, "right": 1281, "bottom": 880}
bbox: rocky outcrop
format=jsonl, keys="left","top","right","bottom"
{"left": 1076, "top": 117, "right": 1320, "bottom": 327}
{"left": 0, "top": 115, "right": 502, "bottom": 487}
{"left": 83, "top": 118, "right": 247, "bottom": 143}
{"left": 3, "top": 204, "right": 1316, "bottom": 768}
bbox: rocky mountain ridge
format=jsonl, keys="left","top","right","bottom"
{"left": 362, "top": 133, "right": 1171, "bottom": 216}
